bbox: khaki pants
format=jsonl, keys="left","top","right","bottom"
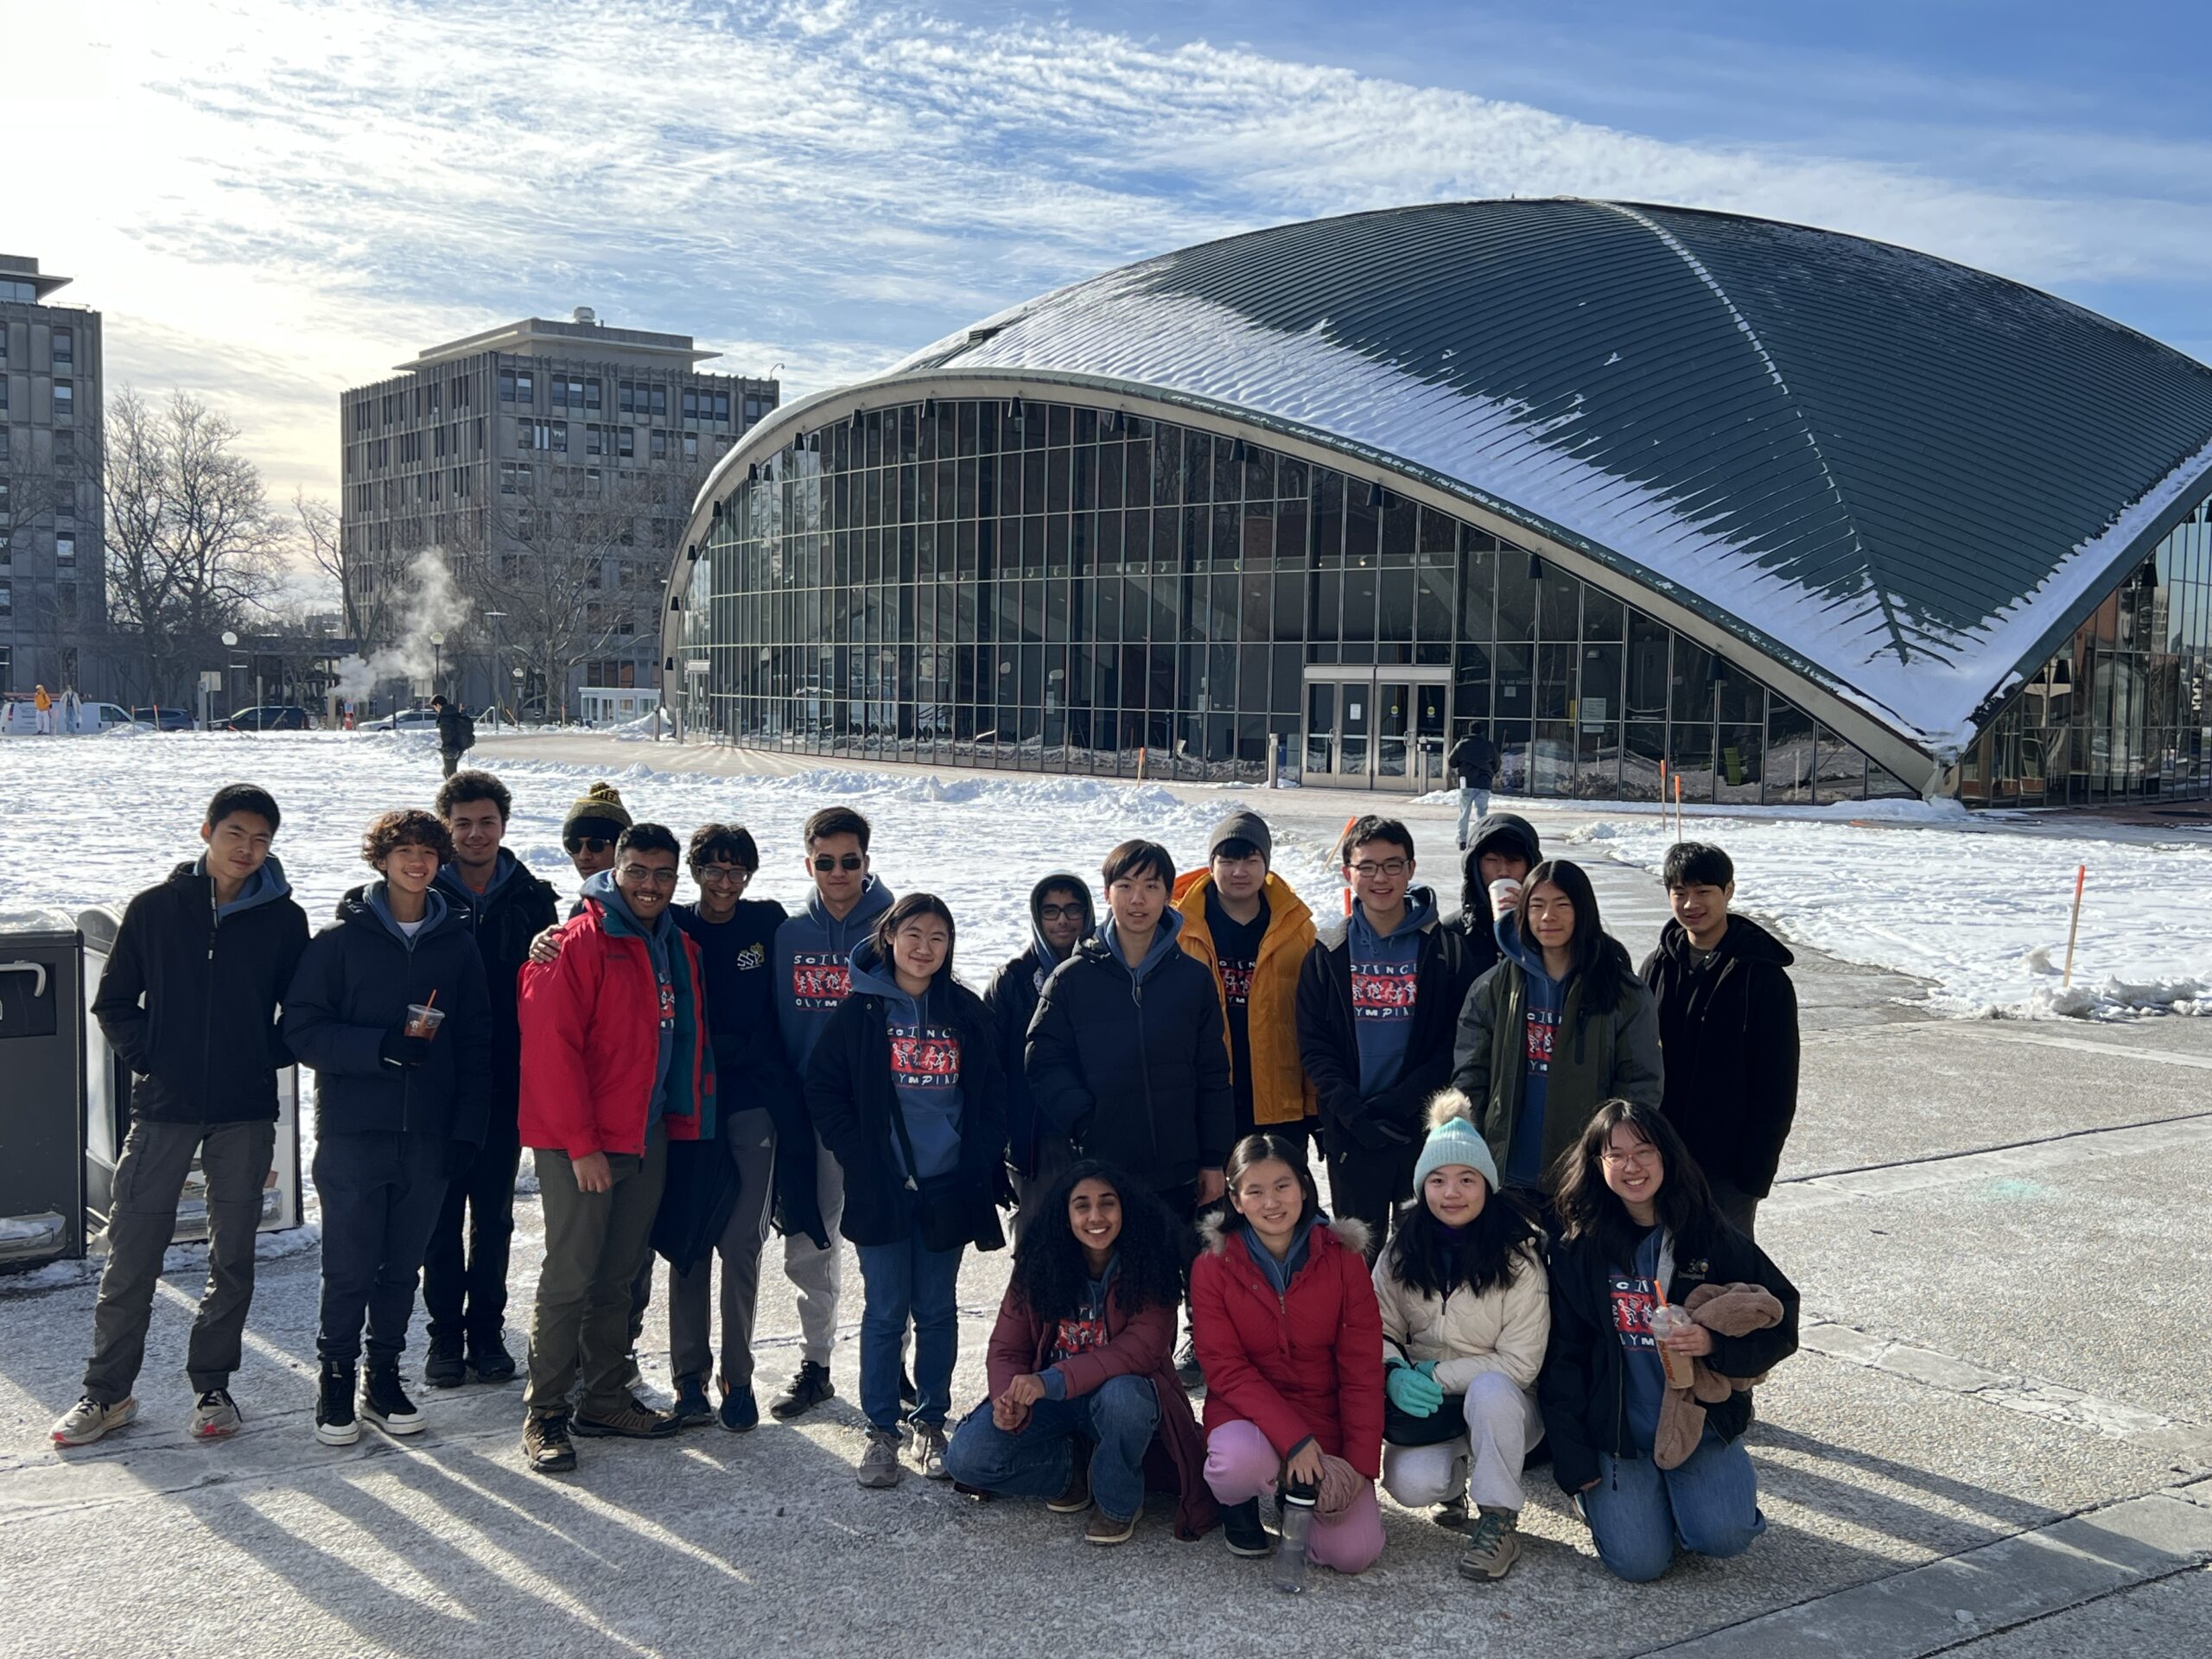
{"left": 524, "top": 1122, "right": 667, "bottom": 1417}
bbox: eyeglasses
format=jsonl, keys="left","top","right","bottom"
{"left": 1600, "top": 1145, "right": 1661, "bottom": 1169}
{"left": 1038, "top": 903, "right": 1086, "bottom": 923}
{"left": 694, "top": 866, "right": 752, "bottom": 887}
{"left": 1347, "top": 858, "right": 1410, "bottom": 878}
{"left": 812, "top": 854, "right": 866, "bottom": 873}
{"left": 618, "top": 866, "right": 679, "bottom": 887}
{"left": 567, "top": 836, "right": 613, "bottom": 854}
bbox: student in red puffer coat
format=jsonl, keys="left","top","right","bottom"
{"left": 1190, "top": 1132, "right": 1387, "bottom": 1574}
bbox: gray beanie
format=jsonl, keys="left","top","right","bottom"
{"left": 1209, "top": 809, "right": 1272, "bottom": 867}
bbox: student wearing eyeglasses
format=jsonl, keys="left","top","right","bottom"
{"left": 982, "top": 871, "right": 1096, "bottom": 1239}
{"left": 766, "top": 805, "right": 896, "bottom": 1421}
{"left": 1295, "top": 816, "right": 1474, "bottom": 1262}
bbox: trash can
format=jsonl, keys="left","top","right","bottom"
{"left": 0, "top": 908, "right": 88, "bottom": 1268}
{"left": 78, "top": 906, "right": 304, "bottom": 1241}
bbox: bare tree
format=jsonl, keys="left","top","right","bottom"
{"left": 102, "top": 389, "right": 284, "bottom": 702}
{"left": 295, "top": 490, "right": 391, "bottom": 649}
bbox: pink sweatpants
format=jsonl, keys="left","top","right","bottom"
{"left": 1204, "top": 1419, "right": 1385, "bottom": 1574}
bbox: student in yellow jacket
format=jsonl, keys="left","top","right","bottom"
{"left": 1172, "top": 810, "right": 1319, "bottom": 1160}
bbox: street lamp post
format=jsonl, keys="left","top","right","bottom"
{"left": 480, "top": 611, "right": 506, "bottom": 730}
{"left": 429, "top": 631, "right": 445, "bottom": 697}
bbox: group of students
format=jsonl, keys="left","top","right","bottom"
{"left": 50, "top": 774, "right": 1806, "bottom": 1590}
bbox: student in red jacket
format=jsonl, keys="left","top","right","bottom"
{"left": 943, "top": 1160, "right": 1217, "bottom": 1545}
{"left": 1191, "top": 1134, "right": 1387, "bottom": 1574}
{"left": 515, "top": 823, "right": 716, "bottom": 1474}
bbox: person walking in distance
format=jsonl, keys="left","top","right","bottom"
{"left": 283, "top": 810, "right": 493, "bottom": 1446}
{"left": 33, "top": 683, "right": 54, "bottom": 734}
{"left": 766, "top": 806, "right": 896, "bottom": 1421}
{"left": 54, "top": 785, "right": 309, "bottom": 1448}
{"left": 431, "top": 695, "right": 474, "bottom": 781}
{"left": 1447, "top": 728, "right": 1501, "bottom": 850}
{"left": 1296, "top": 816, "right": 1473, "bottom": 1261}
{"left": 515, "top": 823, "right": 716, "bottom": 1473}
{"left": 1640, "top": 842, "right": 1799, "bottom": 1240}
{"left": 986, "top": 872, "right": 1095, "bottom": 1236}
{"left": 421, "top": 770, "right": 559, "bottom": 1388}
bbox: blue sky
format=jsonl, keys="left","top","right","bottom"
{"left": 13, "top": 0, "right": 2212, "bottom": 499}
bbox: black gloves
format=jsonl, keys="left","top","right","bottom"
{"left": 380, "top": 1026, "right": 433, "bottom": 1069}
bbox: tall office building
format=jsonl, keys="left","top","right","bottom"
{"left": 340, "top": 308, "right": 776, "bottom": 711}
{"left": 0, "top": 255, "right": 102, "bottom": 697}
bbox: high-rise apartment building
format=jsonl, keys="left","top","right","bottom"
{"left": 0, "top": 255, "right": 102, "bottom": 697}
{"left": 340, "top": 308, "right": 776, "bottom": 711}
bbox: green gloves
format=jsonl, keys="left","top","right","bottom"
{"left": 1386, "top": 1358, "right": 1446, "bottom": 1416}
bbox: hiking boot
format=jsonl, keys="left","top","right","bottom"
{"left": 1222, "top": 1497, "right": 1272, "bottom": 1558}
{"left": 189, "top": 1389, "right": 242, "bottom": 1440}
{"left": 856, "top": 1427, "right": 905, "bottom": 1488}
{"left": 362, "top": 1363, "right": 425, "bottom": 1435}
{"left": 1047, "top": 1440, "right": 1092, "bottom": 1513}
{"left": 1429, "top": 1493, "right": 1470, "bottom": 1529}
{"left": 523, "top": 1412, "right": 576, "bottom": 1474}
{"left": 1173, "top": 1336, "right": 1204, "bottom": 1391}
{"left": 467, "top": 1330, "right": 518, "bottom": 1383}
{"left": 572, "top": 1394, "right": 681, "bottom": 1439}
{"left": 423, "top": 1333, "right": 467, "bottom": 1390}
{"left": 912, "top": 1421, "right": 950, "bottom": 1479}
{"left": 717, "top": 1382, "right": 760, "bottom": 1433}
{"left": 315, "top": 1363, "right": 360, "bottom": 1446}
{"left": 671, "top": 1377, "right": 715, "bottom": 1429}
{"left": 1458, "top": 1506, "right": 1522, "bottom": 1581}
{"left": 1085, "top": 1503, "right": 1139, "bottom": 1546}
{"left": 770, "top": 1360, "right": 835, "bottom": 1421}
{"left": 51, "top": 1394, "right": 137, "bottom": 1447}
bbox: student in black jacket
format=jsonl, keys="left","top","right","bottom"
{"left": 54, "top": 785, "right": 310, "bottom": 1450}
{"left": 422, "top": 770, "right": 560, "bottom": 1387}
{"left": 1296, "top": 816, "right": 1473, "bottom": 1260}
{"left": 1027, "top": 841, "right": 1233, "bottom": 1226}
{"left": 1538, "top": 1100, "right": 1798, "bottom": 1584}
{"left": 284, "top": 810, "right": 492, "bottom": 1448}
{"left": 1639, "top": 842, "right": 1799, "bottom": 1240}
{"left": 984, "top": 870, "right": 1094, "bottom": 1235}
{"left": 807, "top": 893, "right": 1006, "bottom": 1489}
{"left": 666, "top": 823, "right": 793, "bottom": 1432}
{"left": 1456, "top": 812, "right": 1541, "bottom": 979}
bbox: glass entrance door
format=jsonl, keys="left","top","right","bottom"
{"left": 1376, "top": 682, "right": 1411, "bottom": 779}
{"left": 1304, "top": 671, "right": 1450, "bottom": 789}
{"left": 1338, "top": 683, "right": 1372, "bottom": 779}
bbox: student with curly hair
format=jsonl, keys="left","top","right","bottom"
{"left": 943, "top": 1160, "right": 1217, "bottom": 1544}
{"left": 283, "top": 809, "right": 492, "bottom": 1448}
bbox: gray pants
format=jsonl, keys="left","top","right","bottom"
{"left": 1008, "top": 1133, "right": 1077, "bottom": 1246}
{"left": 525, "top": 1123, "right": 667, "bottom": 1417}
{"left": 668, "top": 1109, "right": 777, "bottom": 1391}
{"left": 84, "top": 1118, "right": 276, "bottom": 1403}
{"left": 1382, "top": 1371, "right": 1545, "bottom": 1513}
{"left": 783, "top": 1129, "right": 846, "bottom": 1367}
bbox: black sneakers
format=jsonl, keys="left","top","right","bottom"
{"left": 1222, "top": 1497, "right": 1273, "bottom": 1558}
{"left": 671, "top": 1377, "right": 715, "bottom": 1428}
{"left": 424, "top": 1334, "right": 467, "bottom": 1390}
{"left": 467, "top": 1330, "right": 518, "bottom": 1383}
{"left": 361, "top": 1362, "right": 425, "bottom": 1435}
{"left": 315, "top": 1362, "right": 360, "bottom": 1446}
{"left": 769, "top": 1360, "right": 836, "bottom": 1421}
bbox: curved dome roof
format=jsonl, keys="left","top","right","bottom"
{"left": 886, "top": 199, "right": 2212, "bottom": 760}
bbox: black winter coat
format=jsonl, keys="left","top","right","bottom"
{"left": 91, "top": 860, "right": 309, "bottom": 1125}
{"left": 435, "top": 856, "right": 559, "bottom": 1116}
{"left": 1454, "top": 813, "right": 1542, "bottom": 978}
{"left": 1640, "top": 917, "right": 1801, "bottom": 1198}
{"left": 1027, "top": 932, "right": 1235, "bottom": 1195}
{"left": 805, "top": 977, "right": 1007, "bottom": 1249}
{"left": 986, "top": 944, "right": 1052, "bottom": 1177}
{"left": 283, "top": 887, "right": 493, "bottom": 1146}
{"left": 1537, "top": 1218, "right": 1800, "bottom": 1495}
{"left": 1295, "top": 895, "right": 1474, "bottom": 1151}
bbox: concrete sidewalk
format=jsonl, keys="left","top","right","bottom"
{"left": 3, "top": 741, "right": 2209, "bottom": 1656}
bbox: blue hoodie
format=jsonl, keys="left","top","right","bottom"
{"left": 584, "top": 868, "right": 677, "bottom": 1128}
{"left": 198, "top": 853, "right": 296, "bottom": 921}
{"left": 1348, "top": 889, "right": 1433, "bottom": 1096}
{"left": 773, "top": 876, "right": 897, "bottom": 1077}
{"left": 1495, "top": 909, "right": 1567, "bottom": 1188}
{"left": 1102, "top": 906, "right": 1185, "bottom": 982}
{"left": 366, "top": 880, "right": 452, "bottom": 949}
{"left": 845, "top": 937, "right": 964, "bottom": 1181}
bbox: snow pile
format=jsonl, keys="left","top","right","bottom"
{"left": 1560, "top": 811, "right": 2212, "bottom": 1019}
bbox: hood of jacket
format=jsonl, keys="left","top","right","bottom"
{"left": 336, "top": 881, "right": 464, "bottom": 947}
{"left": 1315, "top": 883, "right": 1442, "bottom": 952}
{"left": 1170, "top": 868, "right": 1317, "bottom": 940}
{"left": 435, "top": 848, "right": 553, "bottom": 912}
{"left": 1459, "top": 813, "right": 1542, "bottom": 923}
{"left": 1097, "top": 906, "right": 1185, "bottom": 982}
{"left": 790, "top": 873, "right": 896, "bottom": 952}
{"left": 1197, "top": 1205, "right": 1370, "bottom": 1262}
{"left": 580, "top": 866, "right": 677, "bottom": 945}
{"left": 175, "top": 855, "right": 296, "bottom": 918}
{"left": 843, "top": 934, "right": 950, "bottom": 1020}
{"left": 1026, "top": 871, "right": 1095, "bottom": 985}
{"left": 1655, "top": 912, "right": 1795, "bottom": 969}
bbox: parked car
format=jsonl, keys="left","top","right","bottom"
{"left": 3, "top": 696, "right": 140, "bottom": 734}
{"left": 133, "top": 706, "right": 198, "bottom": 732}
{"left": 362, "top": 708, "right": 439, "bottom": 732}
{"left": 220, "top": 705, "right": 316, "bottom": 732}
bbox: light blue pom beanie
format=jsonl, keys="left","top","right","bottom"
{"left": 1414, "top": 1090, "right": 1500, "bottom": 1194}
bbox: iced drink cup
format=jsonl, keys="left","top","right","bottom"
{"left": 1649, "top": 1302, "right": 1695, "bottom": 1388}
{"left": 404, "top": 1003, "right": 445, "bottom": 1041}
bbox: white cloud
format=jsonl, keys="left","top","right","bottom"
{"left": 11, "top": 0, "right": 2209, "bottom": 504}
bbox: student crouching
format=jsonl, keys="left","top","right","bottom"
{"left": 283, "top": 810, "right": 491, "bottom": 1446}
{"left": 944, "top": 1160, "right": 1217, "bottom": 1543}
{"left": 807, "top": 893, "right": 1007, "bottom": 1488}
{"left": 1373, "top": 1091, "right": 1550, "bottom": 1581}
{"left": 1191, "top": 1134, "right": 1386, "bottom": 1576}
{"left": 1538, "top": 1100, "right": 1799, "bottom": 1582}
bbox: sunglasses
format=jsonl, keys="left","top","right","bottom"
{"left": 811, "top": 854, "right": 866, "bottom": 873}
{"left": 567, "top": 836, "right": 614, "bottom": 854}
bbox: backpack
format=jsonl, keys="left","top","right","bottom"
{"left": 456, "top": 711, "right": 476, "bottom": 752}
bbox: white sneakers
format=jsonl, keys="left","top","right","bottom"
{"left": 51, "top": 1395, "right": 139, "bottom": 1446}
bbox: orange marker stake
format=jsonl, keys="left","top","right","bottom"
{"left": 2062, "top": 864, "right": 2087, "bottom": 989}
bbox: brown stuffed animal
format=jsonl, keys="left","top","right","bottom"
{"left": 1652, "top": 1281, "right": 1785, "bottom": 1470}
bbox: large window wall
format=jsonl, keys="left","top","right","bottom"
{"left": 672, "top": 396, "right": 1927, "bottom": 801}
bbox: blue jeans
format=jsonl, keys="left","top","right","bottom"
{"left": 944, "top": 1375, "right": 1160, "bottom": 1521}
{"left": 854, "top": 1231, "right": 964, "bottom": 1431}
{"left": 1580, "top": 1426, "right": 1765, "bottom": 1582}
{"left": 1458, "top": 785, "right": 1491, "bottom": 847}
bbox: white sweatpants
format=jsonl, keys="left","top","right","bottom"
{"left": 1382, "top": 1370, "right": 1544, "bottom": 1513}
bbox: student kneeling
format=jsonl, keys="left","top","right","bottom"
{"left": 1539, "top": 1101, "right": 1799, "bottom": 1582}
{"left": 944, "top": 1161, "right": 1217, "bottom": 1544}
